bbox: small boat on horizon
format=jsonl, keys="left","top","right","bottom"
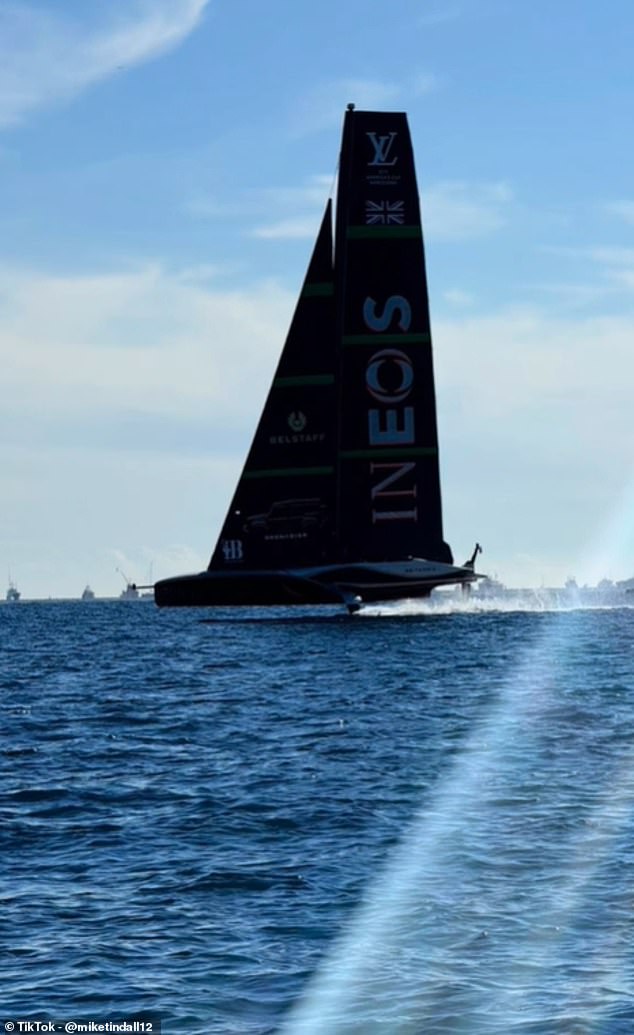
{"left": 6, "top": 579, "right": 20, "bottom": 602}
{"left": 116, "top": 569, "right": 154, "bottom": 601}
{"left": 155, "top": 105, "right": 483, "bottom": 613}
{"left": 81, "top": 585, "right": 95, "bottom": 601}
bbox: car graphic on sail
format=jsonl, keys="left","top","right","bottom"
{"left": 243, "top": 498, "right": 329, "bottom": 540}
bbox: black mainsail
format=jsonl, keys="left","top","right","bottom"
{"left": 334, "top": 108, "right": 452, "bottom": 566}
{"left": 155, "top": 107, "right": 480, "bottom": 610}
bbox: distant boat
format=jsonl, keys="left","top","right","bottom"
{"left": 116, "top": 572, "right": 153, "bottom": 601}
{"left": 6, "top": 580, "right": 20, "bottom": 602}
{"left": 81, "top": 585, "right": 95, "bottom": 601}
{"left": 119, "top": 582, "right": 140, "bottom": 600}
{"left": 116, "top": 567, "right": 150, "bottom": 600}
{"left": 155, "top": 105, "right": 482, "bottom": 613}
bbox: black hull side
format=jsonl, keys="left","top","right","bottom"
{"left": 154, "top": 565, "right": 476, "bottom": 608}
{"left": 154, "top": 571, "right": 348, "bottom": 608}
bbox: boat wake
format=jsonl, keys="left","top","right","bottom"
{"left": 358, "top": 589, "right": 634, "bottom": 617}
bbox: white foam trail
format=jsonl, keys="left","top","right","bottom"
{"left": 358, "top": 589, "right": 633, "bottom": 618}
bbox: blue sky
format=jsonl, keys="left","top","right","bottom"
{"left": 2, "top": 0, "right": 634, "bottom": 597}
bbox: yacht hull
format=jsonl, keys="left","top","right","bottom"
{"left": 154, "top": 560, "right": 477, "bottom": 609}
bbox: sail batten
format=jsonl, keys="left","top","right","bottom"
{"left": 301, "top": 282, "right": 334, "bottom": 297}
{"left": 340, "top": 447, "right": 437, "bottom": 460}
{"left": 273, "top": 375, "right": 335, "bottom": 387}
{"left": 243, "top": 467, "right": 335, "bottom": 479}
{"left": 342, "top": 333, "right": 430, "bottom": 346}
{"left": 346, "top": 225, "right": 422, "bottom": 239}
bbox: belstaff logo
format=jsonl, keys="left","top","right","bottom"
{"left": 287, "top": 411, "right": 307, "bottom": 432}
{"left": 366, "top": 131, "right": 398, "bottom": 167}
{"left": 269, "top": 408, "right": 325, "bottom": 445}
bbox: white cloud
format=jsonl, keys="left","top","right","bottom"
{"left": 0, "top": 262, "right": 293, "bottom": 429}
{"left": 442, "top": 289, "right": 475, "bottom": 307}
{"left": 529, "top": 282, "right": 613, "bottom": 308}
{"left": 249, "top": 177, "right": 335, "bottom": 239}
{"left": 0, "top": 438, "right": 220, "bottom": 597}
{"left": 592, "top": 248, "right": 634, "bottom": 291}
{"left": 186, "top": 177, "right": 335, "bottom": 241}
{"left": 0, "top": 259, "right": 294, "bottom": 597}
{"left": 542, "top": 245, "right": 634, "bottom": 296}
{"left": 610, "top": 269, "right": 634, "bottom": 290}
{"left": 434, "top": 306, "right": 634, "bottom": 584}
{"left": 587, "top": 246, "right": 634, "bottom": 267}
{"left": 435, "top": 306, "right": 634, "bottom": 428}
{"left": 0, "top": 0, "right": 209, "bottom": 128}
{"left": 175, "top": 263, "right": 232, "bottom": 283}
{"left": 258, "top": 176, "right": 336, "bottom": 210}
{"left": 411, "top": 71, "right": 440, "bottom": 96}
{"left": 251, "top": 217, "right": 324, "bottom": 241}
{"left": 605, "top": 200, "right": 634, "bottom": 225}
{"left": 543, "top": 245, "right": 634, "bottom": 268}
{"left": 422, "top": 181, "right": 513, "bottom": 240}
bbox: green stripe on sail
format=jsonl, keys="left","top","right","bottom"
{"left": 301, "top": 281, "right": 334, "bottom": 297}
{"left": 243, "top": 466, "right": 334, "bottom": 479}
{"left": 342, "top": 332, "right": 430, "bottom": 346}
{"left": 339, "top": 447, "right": 437, "bottom": 460}
{"left": 347, "top": 225, "right": 422, "bottom": 239}
{"left": 273, "top": 374, "right": 335, "bottom": 387}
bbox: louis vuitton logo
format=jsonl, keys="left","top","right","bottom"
{"left": 366, "top": 131, "right": 398, "bottom": 167}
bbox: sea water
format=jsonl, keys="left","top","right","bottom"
{"left": 2, "top": 599, "right": 634, "bottom": 1034}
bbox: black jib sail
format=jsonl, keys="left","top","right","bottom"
{"left": 208, "top": 201, "right": 337, "bottom": 573}
{"left": 154, "top": 107, "right": 480, "bottom": 610}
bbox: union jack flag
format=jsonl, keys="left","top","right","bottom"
{"left": 365, "top": 200, "right": 405, "bottom": 225}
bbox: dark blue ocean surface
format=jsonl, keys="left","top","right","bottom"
{"left": 3, "top": 600, "right": 634, "bottom": 1034}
